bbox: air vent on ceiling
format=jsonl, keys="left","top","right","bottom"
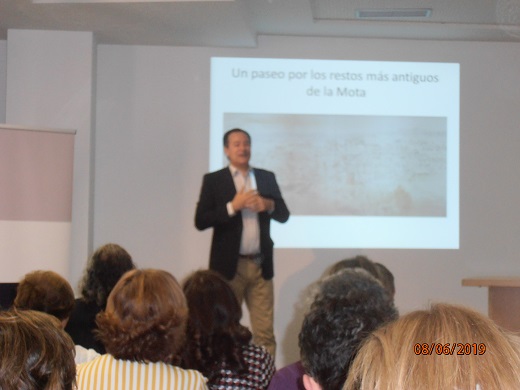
{"left": 356, "top": 8, "right": 432, "bottom": 19}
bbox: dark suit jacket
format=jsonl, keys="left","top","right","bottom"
{"left": 195, "top": 167, "right": 289, "bottom": 280}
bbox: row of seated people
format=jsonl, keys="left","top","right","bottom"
{"left": 2, "top": 244, "right": 520, "bottom": 389}
{"left": 269, "top": 256, "right": 398, "bottom": 390}
{"left": 269, "top": 258, "right": 520, "bottom": 390}
{"left": 1, "top": 242, "right": 273, "bottom": 389}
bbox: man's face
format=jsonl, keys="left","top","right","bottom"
{"left": 225, "top": 131, "right": 251, "bottom": 169}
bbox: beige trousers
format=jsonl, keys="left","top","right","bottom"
{"left": 228, "top": 258, "right": 276, "bottom": 358}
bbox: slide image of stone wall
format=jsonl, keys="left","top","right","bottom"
{"left": 224, "top": 113, "right": 447, "bottom": 217}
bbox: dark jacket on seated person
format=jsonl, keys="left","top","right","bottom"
{"left": 65, "top": 298, "right": 105, "bottom": 353}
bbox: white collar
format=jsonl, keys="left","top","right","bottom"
{"left": 229, "top": 164, "right": 253, "bottom": 176}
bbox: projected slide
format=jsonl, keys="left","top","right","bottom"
{"left": 210, "top": 57, "right": 459, "bottom": 249}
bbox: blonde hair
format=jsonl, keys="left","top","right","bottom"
{"left": 344, "top": 303, "right": 520, "bottom": 390}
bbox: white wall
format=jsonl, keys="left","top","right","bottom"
{"left": 3, "top": 32, "right": 518, "bottom": 365}
{"left": 5, "top": 30, "right": 95, "bottom": 282}
{"left": 0, "top": 41, "right": 6, "bottom": 122}
{"left": 93, "top": 36, "right": 520, "bottom": 365}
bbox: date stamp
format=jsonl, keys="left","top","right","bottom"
{"left": 414, "top": 343, "right": 486, "bottom": 356}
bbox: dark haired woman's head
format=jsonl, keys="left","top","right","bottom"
{"left": 81, "top": 243, "right": 135, "bottom": 307}
{"left": 183, "top": 270, "right": 244, "bottom": 334}
{"left": 181, "top": 270, "right": 252, "bottom": 378}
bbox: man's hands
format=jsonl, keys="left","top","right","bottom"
{"left": 231, "top": 188, "right": 274, "bottom": 213}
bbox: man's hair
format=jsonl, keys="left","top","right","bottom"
{"left": 223, "top": 128, "right": 251, "bottom": 147}
{"left": 344, "top": 303, "right": 520, "bottom": 390}
{"left": 0, "top": 309, "right": 76, "bottom": 390}
{"left": 327, "top": 255, "right": 395, "bottom": 299}
{"left": 374, "top": 262, "right": 395, "bottom": 298}
{"left": 14, "top": 270, "right": 75, "bottom": 321}
{"left": 80, "top": 243, "right": 135, "bottom": 307}
{"left": 181, "top": 270, "right": 252, "bottom": 380}
{"left": 327, "top": 255, "right": 380, "bottom": 279}
{"left": 299, "top": 269, "right": 397, "bottom": 390}
{"left": 96, "top": 269, "right": 188, "bottom": 364}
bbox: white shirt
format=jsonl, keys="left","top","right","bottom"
{"left": 75, "top": 344, "right": 100, "bottom": 365}
{"left": 227, "top": 165, "right": 260, "bottom": 255}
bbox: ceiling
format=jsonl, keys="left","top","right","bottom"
{"left": 1, "top": 0, "right": 520, "bottom": 48}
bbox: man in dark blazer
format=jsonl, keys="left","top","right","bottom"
{"left": 195, "top": 128, "right": 289, "bottom": 357}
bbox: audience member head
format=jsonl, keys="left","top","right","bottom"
{"left": 181, "top": 269, "right": 252, "bottom": 379}
{"left": 14, "top": 270, "right": 75, "bottom": 326}
{"left": 80, "top": 243, "right": 135, "bottom": 307}
{"left": 327, "top": 255, "right": 395, "bottom": 299}
{"left": 344, "top": 303, "right": 520, "bottom": 390}
{"left": 0, "top": 309, "right": 76, "bottom": 390}
{"left": 328, "top": 255, "right": 379, "bottom": 278}
{"left": 373, "top": 262, "right": 395, "bottom": 298}
{"left": 96, "top": 268, "right": 187, "bottom": 364}
{"left": 299, "top": 268, "right": 397, "bottom": 390}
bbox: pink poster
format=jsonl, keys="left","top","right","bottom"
{"left": 0, "top": 125, "right": 75, "bottom": 282}
{"left": 0, "top": 126, "right": 74, "bottom": 222}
